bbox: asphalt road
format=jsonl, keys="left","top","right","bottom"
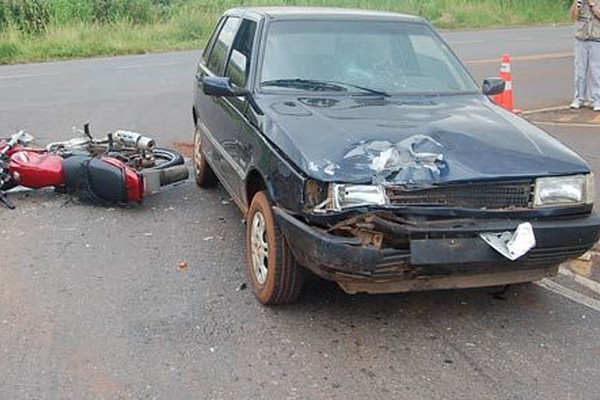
{"left": 1, "top": 25, "right": 600, "bottom": 400}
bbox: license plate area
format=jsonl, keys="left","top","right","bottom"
{"left": 411, "top": 237, "right": 506, "bottom": 265}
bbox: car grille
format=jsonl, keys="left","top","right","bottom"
{"left": 386, "top": 180, "right": 535, "bottom": 210}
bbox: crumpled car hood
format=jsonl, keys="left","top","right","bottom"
{"left": 254, "top": 94, "right": 590, "bottom": 184}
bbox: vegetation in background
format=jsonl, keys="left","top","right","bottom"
{"left": 0, "top": 0, "right": 574, "bottom": 64}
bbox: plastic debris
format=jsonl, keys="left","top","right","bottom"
{"left": 480, "top": 222, "right": 536, "bottom": 261}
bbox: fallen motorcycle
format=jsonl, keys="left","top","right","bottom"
{"left": 0, "top": 124, "right": 189, "bottom": 209}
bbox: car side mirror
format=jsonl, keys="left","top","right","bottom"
{"left": 202, "top": 76, "right": 248, "bottom": 97}
{"left": 482, "top": 77, "right": 505, "bottom": 96}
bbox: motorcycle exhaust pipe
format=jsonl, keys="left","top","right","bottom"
{"left": 113, "top": 130, "right": 156, "bottom": 151}
{"left": 142, "top": 165, "right": 189, "bottom": 196}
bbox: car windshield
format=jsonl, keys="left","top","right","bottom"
{"left": 260, "top": 20, "right": 478, "bottom": 95}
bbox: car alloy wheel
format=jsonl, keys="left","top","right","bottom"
{"left": 250, "top": 210, "right": 269, "bottom": 285}
{"left": 245, "top": 191, "right": 305, "bottom": 305}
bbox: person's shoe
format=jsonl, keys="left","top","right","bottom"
{"left": 570, "top": 100, "right": 583, "bottom": 109}
{"left": 593, "top": 105, "right": 600, "bottom": 112}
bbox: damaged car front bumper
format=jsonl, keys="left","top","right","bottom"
{"left": 274, "top": 207, "right": 600, "bottom": 294}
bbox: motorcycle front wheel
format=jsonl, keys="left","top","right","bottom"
{"left": 151, "top": 147, "right": 185, "bottom": 170}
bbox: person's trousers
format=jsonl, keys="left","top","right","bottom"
{"left": 574, "top": 39, "right": 600, "bottom": 107}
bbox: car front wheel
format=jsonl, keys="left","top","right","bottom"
{"left": 246, "top": 191, "right": 304, "bottom": 305}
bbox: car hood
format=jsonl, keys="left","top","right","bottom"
{"left": 253, "top": 94, "right": 590, "bottom": 185}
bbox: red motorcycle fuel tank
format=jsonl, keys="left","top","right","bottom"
{"left": 9, "top": 151, "right": 64, "bottom": 188}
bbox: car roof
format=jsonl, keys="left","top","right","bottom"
{"left": 225, "top": 7, "right": 425, "bottom": 23}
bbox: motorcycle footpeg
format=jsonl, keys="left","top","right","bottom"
{"left": 0, "top": 191, "right": 15, "bottom": 209}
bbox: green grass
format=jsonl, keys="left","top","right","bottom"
{"left": 0, "top": 0, "right": 574, "bottom": 64}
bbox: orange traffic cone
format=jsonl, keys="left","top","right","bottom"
{"left": 494, "top": 54, "right": 521, "bottom": 114}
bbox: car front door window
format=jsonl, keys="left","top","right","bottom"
{"left": 225, "top": 19, "right": 257, "bottom": 88}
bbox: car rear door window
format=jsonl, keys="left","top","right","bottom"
{"left": 225, "top": 19, "right": 257, "bottom": 88}
{"left": 207, "top": 16, "right": 240, "bottom": 75}
{"left": 202, "top": 17, "right": 226, "bottom": 63}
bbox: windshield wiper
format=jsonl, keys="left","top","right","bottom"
{"left": 260, "top": 78, "right": 346, "bottom": 92}
{"left": 261, "top": 78, "right": 390, "bottom": 96}
{"left": 329, "top": 81, "right": 390, "bottom": 97}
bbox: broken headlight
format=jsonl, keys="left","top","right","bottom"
{"left": 304, "top": 179, "right": 328, "bottom": 208}
{"left": 533, "top": 174, "right": 594, "bottom": 207}
{"left": 332, "top": 184, "right": 388, "bottom": 211}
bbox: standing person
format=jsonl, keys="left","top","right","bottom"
{"left": 571, "top": 0, "right": 600, "bottom": 111}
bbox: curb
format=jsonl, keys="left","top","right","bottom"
{"left": 560, "top": 247, "right": 600, "bottom": 289}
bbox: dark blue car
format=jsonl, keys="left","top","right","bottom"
{"left": 192, "top": 7, "right": 600, "bottom": 304}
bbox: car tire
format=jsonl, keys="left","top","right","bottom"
{"left": 193, "top": 127, "right": 217, "bottom": 188}
{"left": 246, "top": 191, "right": 305, "bottom": 305}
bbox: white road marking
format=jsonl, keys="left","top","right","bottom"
{"left": 0, "top": 72, "right": 59, "bottom": 80}
{"left": 531, "top": 121, "right": 600, "bottom": 128}
{"left": 466, "top": 52, "right": 573, "bottom": 66}
{"left": 115, "top": 61, "right": 184, "bottom": 70}
{"left": 559, "top": 266, "right": 600, "bottom": 296}
{"left": 448, "top": 40, "right": 485, "bottom": 45}
{"left": 522, "top": 105, "right": 571, "bottom": 115}
{"left": 535, "top": 278, "right": 600, "bottom": 313}
{"left": 512, "top": 36, "right": 535, "bottom": 42}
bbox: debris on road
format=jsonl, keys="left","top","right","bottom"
{"left": 177, "top": 261, "right": 188, "bottom": 269}
{"left": 489, "top": 285, "right": 511, "bottom": 301}
{"left": 171, "top": 141, "right": 194, "bottom": 158}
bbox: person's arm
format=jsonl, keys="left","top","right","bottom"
{"left": 572, "top": 0, "right": 582, "bottom": 20}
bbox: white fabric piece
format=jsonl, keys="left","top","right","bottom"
{"left": 479, "top": 222, "right": 537, "bottom": 261}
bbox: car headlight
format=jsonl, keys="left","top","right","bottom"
{"left": 533, "top": 174, "right": 594, "bottom": 207}
{"left": 332, "top": 184, "right": 388, "bottom": 211}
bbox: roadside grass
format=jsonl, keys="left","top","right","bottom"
{"left": 0, "top": 0, "right": 573, "bottom": 64}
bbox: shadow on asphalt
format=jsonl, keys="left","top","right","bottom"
{"left": 271, "top": 274, "right": 557, "bottom": 331}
